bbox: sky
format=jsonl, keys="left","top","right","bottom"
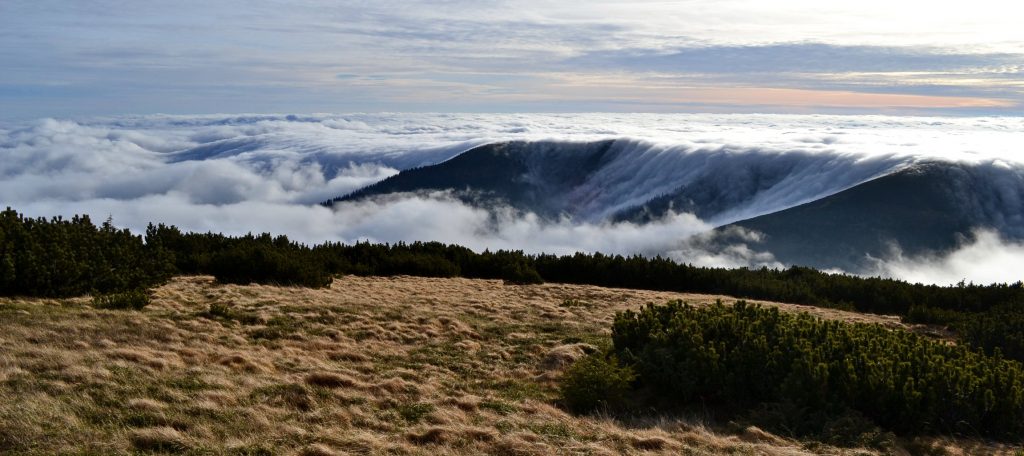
{"left": 2, "top": 0, "right": 1024, "bottom": 118}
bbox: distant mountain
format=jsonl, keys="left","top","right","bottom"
{"left": 724, "top": 161, "right": 1024, "bottom": 271}
{"left": 328, "top": 139, "right": 904, "bottom": 223}
{"left": 329, "top": 140, "right": 620, "bottom": 219}
{"left": 325, "top": 139, "right": 1024, "bottom": 273}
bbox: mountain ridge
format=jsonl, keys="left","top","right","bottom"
{"left": 326, "top": 139, "right": 905, "bottom": 222}
{"left": 723, "top": 161, "right": 1024, "bottom": 270}
{"left": 323, "top": 139, "right": 1024, "bottom": 273}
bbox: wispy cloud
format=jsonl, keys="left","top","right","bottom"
{"left": 569, "top": 44, "right": 1016, "bottom": 74}
{"left": 1, "top": 1, "right": 1022, "bottom": 116}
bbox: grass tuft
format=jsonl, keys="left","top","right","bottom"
{"left": 130, "top": 427, "right": 190, "bottom": 453}
{"left": 93, "top": 289, "right": 151, "bottom": 310}
{"left": 407, "top": 427, "right": 449, "bottom": 445}
{"left": 305, "top": 372, "right": 358, "bottom": 388}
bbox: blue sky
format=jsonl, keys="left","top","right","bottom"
{"left": 2, "top": 0, "right": 1023, "bottom": 118}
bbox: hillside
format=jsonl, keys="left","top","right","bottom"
{"left": 330, "top": 140, "right": 620, "bottom": 220}
{"left": 725, "top": 161, "right": 1024, "bottom": 271}
{"left": 327, "top": 139, "right": 907, "bottom": 224}
{"left": 324, "top": 140, "right": 1024, "bottom": 273}
{"left": 2, "top": 275, "right": 1017, "bottom": 455}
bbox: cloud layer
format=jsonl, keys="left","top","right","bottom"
{"left": 2, "top": 113, "right": 1022, "bottom": 285}
{"left": 867, "top": 230, "right": 1024, "bottom": 285}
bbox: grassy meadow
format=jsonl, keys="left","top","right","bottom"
{"left": 1, "top": 275, "right": 1019, "bottom": 455}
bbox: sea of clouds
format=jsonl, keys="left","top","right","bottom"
{"left": 2, "top": 113, "right": 1022, "bottom": 285}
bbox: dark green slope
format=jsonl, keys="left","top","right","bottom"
{"left": 725, "top": 162, "right": 1017, "bottom": 271}
{"left": 325, "top": 140, "right": 617, "bottom": 217}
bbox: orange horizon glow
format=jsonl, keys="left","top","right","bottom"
{"left": 674, "top": 87, "right": 1014, "bottom": 109}
{"left": 523, "top": 75, "right": 1019, "bottom": 111}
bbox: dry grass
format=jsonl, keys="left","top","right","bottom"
{"left": 0, "top": 275, "right": 1018, "bottom": 455}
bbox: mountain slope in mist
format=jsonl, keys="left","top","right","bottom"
{"left": 331, "top": 140, "right": 619, "bottom": 218}
{"left": 724, "top": 161, "right": 1024, "bottom": 271}
{"left": 7, "top": 114, "right": 1024, "bottom": 283}
{"left": 328, "top": 140, "right": 1024, "bottom": 273}
{"left": 329, "top": 139, "right": 905, "bottom": 224}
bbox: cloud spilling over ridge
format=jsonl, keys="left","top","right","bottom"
{"left": 2, "top": 113, "right": 1024, "bottom": 284}
{"left": 424, "top": 138, "right": 912, "bottom": 224}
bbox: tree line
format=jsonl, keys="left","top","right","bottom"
{"left": 0, "top": 209, "right": 174, "bottom": 297}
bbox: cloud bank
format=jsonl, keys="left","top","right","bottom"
{"left": 867, "top": 230, "right": 1024, "bottom": 285}
{"left": 2, "top": 113, "right": 1023, "bottom": 285}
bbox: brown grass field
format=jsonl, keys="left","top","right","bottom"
{"left": 1, "top": 275, "right": 1020, "bottom": 455}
